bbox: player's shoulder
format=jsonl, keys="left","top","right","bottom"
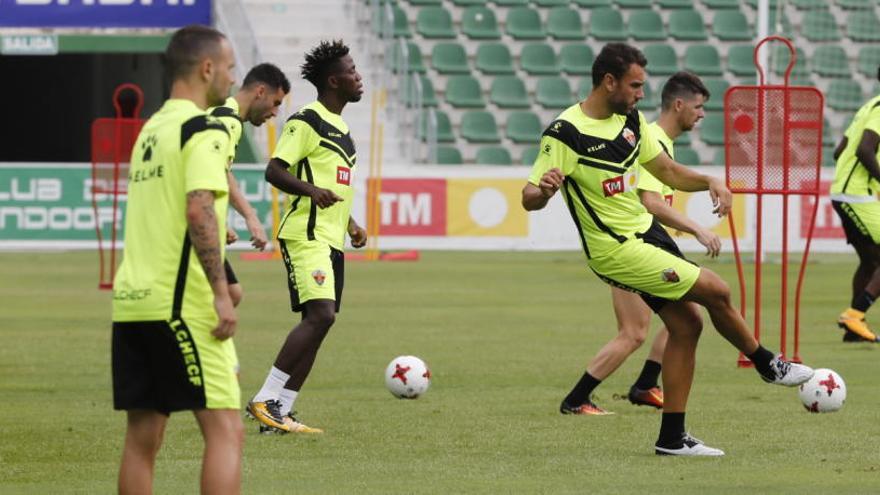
{"left": 542, "top": 104, "right": 583, "bottom": 143}
{"left": 286, "top": 103, "right": 324, "bottom": 129}
{"left": 181, "top": 113, "right": 229, "bottom": 148}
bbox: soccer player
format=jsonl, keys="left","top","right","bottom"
{"left": 522, "top": 43, "right": 814, "bottom": 456}
{"left": 111, "top": 25, "right": 242, "bottom": 493}
{"left": 830, "top": 66, "right": 880, "bottom": 343}
{"left": 209, "top": 63, "right": 291, "bottom": 306}
{"left": 560, "top": 71, "right": 722, "bottom": 415}
{"left": 246, "top": 40, "right": 366, "bottom": 434}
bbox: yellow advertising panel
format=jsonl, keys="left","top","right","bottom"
{"left": 668, "top": 189, "right": 746, "bottom": 239}
{"left": 446, "top": 179, "right": 529, "bottom": 237}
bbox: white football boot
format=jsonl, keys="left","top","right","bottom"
{"left": 655, "top": 434, "right": 725, "bottom": 457}
{"left": 761, "top": 354, "right": 814, "bottom": 387}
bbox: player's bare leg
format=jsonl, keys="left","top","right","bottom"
{"left": 118, "top": 410, "right": 167, "bottom": 495}
{"left": 628, "top": 325, "right": 668, "bottom": 409}
{"left": 276, "top": 299, "right": 336, "bottom": 391}
{"left": 838, "top": 238, "right": 880, "bottom": 342}
{"left": 194, "top": 409, "right": 243, "bottom": 495}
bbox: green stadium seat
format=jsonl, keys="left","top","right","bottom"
{"left": 640, "top": 79, "right": 659, "bottom": 108}
{"left": 669, "top": 10, "right": 707, "bottom": 40}
{"left": 547, "top": 7, "right": 586, "bottom": 40}
{"left": 490, "top": 76, "right": 530, "bottom": 108}
{"left": 590, "top": 8, "right": 626, "bottom": 40}
{"left": 521, "top": 43, "right": 560, "bottom": 75}
{"left": 684, "top": 45, "right": 723, "bottom": 76}
{"left": 419, "top": 110, "right": 455, "bottom": 142}
{"left": 643, "top": 44, "right": 678, "bottom": 76}
{"left": 827, "top": 80, "right": 864, "bottom": 111}
{"left": 506, "top": 111, "right": 543, "bottom": 143}
{"left": 744, "top": 0, "right": 779, "bottom": 8}
{"left": 476, "top": 43, "right": 515, "bottom": 75}
{"left": 452, "top": 0, "right": 487, "bottom": 5}
{"left": 699, "top": 113, "right": 725, "bottom": 145}
{"left": 390, "top": 42, "right": 426, "bottom": 73}
{"left": 578, "top": 78, "right": 593, "bottom": 99}
{"left": 476, "top": 146, "right": 513, "bottom": 165}
{"left": 812, "top": 45, "right": 851, "bottom": 78}
{"left": 713, "top": 11, "right": 752, "bottom": 41}
{"left": 408, "top": 0, "right": 443, "bottom": 5}
{"left": 791, "top": 0, "right": 828, "bottom": 8}
{"left": 701, "top": 0, "right": 741, "bottom": 8}
{"left": 702, "top": 78, "right": 729, "bottom": 111}
{"left": 533, "top": 0, "right": 570, "bottom": 6}
{"left": 462, "top": 6, "right": 502, "bottom": 39}
{"left": 628, "top": 10, "right": 666, "bottom": 41}
{"left": 615, "top": 0, "right": 652, "bottom": 7}
{"left": 461, "top": 111, "right": 501, "bottom": 143}
{"left": 675, "top": 146, "right": 701, "bottom": 166}
{"left": 837, "top": 0, "right": 874, "bottom": 9}
{"left": 727, "top": 45, "right": 756, "bottom": 76}
{"left": 374, "top": 5, "right": 412, "bottom": 38}
{"left": 822, "top": 145, "right": 835, "bottom": 168}
{"left": 656, "top": 0, "right": 693, "bottom": 8}
{"left": 537, "top": 77, "right": 573, "bottom": 109}
{"left": 493, "top": 0, "right": 529, "bottom": 5}
{"left": 436, "top": 145, "right": 463, "bottom": 164}
{"left": 847, "top": 12, "right": 880, "bottom": 42}
{"left": 823, "top": 118, "right": 835, "bottom": 146}
{"left": 857, "top": 46, "right": 880, "bottom": 78}
{"left": 802, "top": 11, "right": 841, "bottom": 42}
{"left": 522, "top": 146, "right": 541, "bottom": 165}
{"left": 506, "top": 7, "right": 545, "bottom": 40}
{"left": 431, "top": 43, "right": 469, "bottom": 74}
{"left": 572, "top": 0, "right": 611, "bottom": 6}
{"left": 560, "top": 44, "right": 594, "bottom": 76}
{"left": 771, "top": 46, "right": 809, "bottom": 78}
{"left": 446, "top": 75, "right": 485, "bottom": 108}
{"left": 416, "top": 7, "right": 456, "bottom": 39}
{"left": 713, "top": 147, "right": 725, "bottom": 166}
{"left": 675, "top": 129, "right": 691, "bottom": 145}
{"left": 404, "top": 75, "right": 438, "bottom": 107}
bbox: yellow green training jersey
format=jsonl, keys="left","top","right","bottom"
{"left": 638, "top": 122, "right": 675, "bottom": 205}
{"left": 529, "top": 104, "right": 662, "bottom": 259}
{"left": 274, "top": 101, "right": 356, "bottom": 250}
{"left": 209, "top": 96, "right": 243, "bottom": 167}
{"left": 112, "top": 99, "right": 231, "bottom": 322}
{"left": 831, "top": 95, "right": 880, "bottom": 199}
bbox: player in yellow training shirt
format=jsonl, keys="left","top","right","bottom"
{"left": 558, "top": 71, "right": 722, "bottom": 415}
{"left": 522, "top": 43, "right": 813, "bottom": 456}
{"left": 830, "top": 66, "right": 880, "bottom": 343}
{"left": 209, "top": 63, "right": 290, "bottom": 306}
{"left": 111, "top": 25, "right": 243, "bottom": 494}
{"left": 247, "top": 40, "right": 367, "bottom": 434}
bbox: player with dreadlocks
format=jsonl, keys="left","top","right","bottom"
{"left": 246, "top": 40, "right": 367, "bottom": 434}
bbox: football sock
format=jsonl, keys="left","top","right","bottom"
{"left": 657, "top": 412, "right": 686, "bottom": 446}
{"left": 563, "top": 371, "right": 601, "bottom": 406}
{"left": 851, "top": 291, "right": 875, "bottom": 313}
{"left": 633, "top": 360, "right": 662, "bottom": 390}
{"left": 278, "top": 388, "right": 299, "bottom": 416}
{"left": 746, "top": 345, "right": 775, "bottom": 379}
{"left": 252, "top": 367, "right": 291, "bottom": 403}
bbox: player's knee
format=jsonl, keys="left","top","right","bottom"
{"left": 699, "top": 272, "right": 732, "bottom": 310}
{"left": 618, "top": 327, "right": 647, "bottom": 350}
{"left": 306, "top": 308, "right": 336, "bottom": 330}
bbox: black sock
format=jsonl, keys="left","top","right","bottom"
{"left": 563, "top": 372, "right": 601, "bottom": 406}
{"left": 657, "top": 412, "right": 686, "bottom": 446}
{"left": 633, "top": 360, "right": 662, "bottom": 390}
{"left": 852, "top": 290, "right": 875, "bottom": 313}
{"left": 747, "top": 345, "right": 775, "bottom": 378}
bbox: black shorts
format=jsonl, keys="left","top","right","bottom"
{"left": 112, "top": 320, "right": 208, "bottom": 414}
{"left": 634, "top": 219, "right": 694, "bottom": 312}
{"left": 832, "top": 200, "right": 873, "bottom": 247}
{"left": 224, "top": 258, "right": 238, "bottom": 285}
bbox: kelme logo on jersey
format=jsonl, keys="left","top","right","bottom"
{"left": 661, "top": 268, "right": 680, "bottom": 283}
{"left": 337, "top": 166, "right": 351, "bottom": 185}
{"left": 312, "top": 270, "right": 326, "bottom": 286}
{"left": 622, "top": 127, "right": 636, "bottom": 147}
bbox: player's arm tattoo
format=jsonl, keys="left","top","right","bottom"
{"left": 186, "top": 189, "right": 228, "bottom": 291}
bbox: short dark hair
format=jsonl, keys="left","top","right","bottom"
{"left": 661, "top": 71, "right": 711, "bottom": 110}
{"left": 301, "top": 40, "right": 350, "bottom": 92}
{"left": 591, "top": 43, "right": 647, "bottom": 88}
{"left": 243, "top": 63, "right": 291, "bottom": 94}
{"left": 164, "top": 24, "right": 226, "bottom": 81}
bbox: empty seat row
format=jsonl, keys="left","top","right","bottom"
{"left": 402, "top": 0, "right": 754, "bottom": 10}
{"left": 433, "top": 142, "right": 703, "bottom": 165}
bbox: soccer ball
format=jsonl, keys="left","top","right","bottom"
{"left": 385, "top": 355, "right": 431, "bottom": 399}
{"left": 798, "top": 368, "right": 846, "bottom": 413}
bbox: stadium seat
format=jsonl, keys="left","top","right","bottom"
{"left": 446, "top": 75, "right": 486, "bottom": 108}
{"left": 547, "top": 7, "right": 586, "bottom": 40}
{"left": 643, "top": 44, "right": 678, "bottom": 76}
{"left": 506, "top": 111, "right": 543, "bottom": 143}
{"left": 521, "top": 43, "right": 560, "bottom": 75}
{"left": 847, "top": 12, "right": 880, "bottom": 42}
{"left": 823, "top": 118, "right": 835, "bottom": 146}
{"left": 390, "top": 42, "right": 426, "bottom": 73}
{"left": 857, "top": 46, "right": 880, "bottom": 78}
{"left": 684, "top": 45, "right": 723, "bottom": 76}
{"left": 640, "top": 79, "right": 659, "bottom": 108}
{"left": 802, "top": 10, "right": 841, "bottom": 42}
{"left": 533, "top": 0, "right": 570, "bottom": 6}
{"left": 837, "top": 0, "right": 874, "bottom": 9}
{"left": 404, "top": 75, "right": 438, "bottom": 107}
{"left": 744, "top": 0, "right": 779, "bottom": 8}
{"left": 560, "top": 44, "right": 594, "bottom": 76}
{"left": 461, "top": 111, "right": 501, "bottom": 142}
{"left": 669, "top": 10, "right": 708, "bottom": 41}
{"left": 675, "top": 129, "right": 691, "bottom": 145}
{"left": 572, "top": 0, "right": 611, "bottom": 6}
{"left": 451, "top": 0, "right": 486, "bottom": 5}
{"left": 521, "top": 146, "right": 541, "bottom": 165}
{"left": 506, "top": 7, "right": 546, "bottom": 40}
{"left": 699, "top": 113, "right": 725, "bottom": 145}
{"left": 827, "top": 80, "right": 864, "bottom": 111}
{"left": 812, "top": 45, "right": 850, "bottom": 78}
{"left": 489, "top": 76, "right": 530, "bottom": 108}
{"left": 408, "top": 0, "right": 443, "bottom": 5}
{"left": 676, "top": 146, "right": 701, "bottom": 166}
{"left": 436, "top": 145, "right": 463, "bottom": 164}
{"left": 702, "top": 78, "right": 729, "bottom": 111}
{"left": 615, "top": 0, "right": 652, "bottom": 7}
{"left": 712, "top": 10, "right": 752, "bottom": 41}
{"left": 590, "top": 8, "right": 627, "bottom": 40}
{"left": 462, "top": 6, "right": 502, "bottom": 39}
{"left": 713, "top": 147, "right": 726, "bottom": 166}
{"left": 656, "top": 0, "right": 692, "bottom": 8}
{"left": 374, "top": 5, "right": 412, "bottom": 38}
{"left": 493, "top": 0, "right": 529, "bottom": 5}
{"left": 771, "top": 46, "right": 809, "bottom": 78}
{"left": 628, "top": 10, "right": 666, "bottom": 41}
{"left": 416, "top": 7, "right": 456, "bottom": 38}
{"left": 431, "top": 43, "right": 469, "bottom": 74}
{"left": 822, "top": 146, "right": 835, "bottom": 168}
{"left": 578, "top": 78, "right": 592, "bottom": 99}
{"left": 791, "top": 0, "right": 828, "bottom": 8}
{"left": 476, "top": 43, "right": 515, "bottom": 75}
{"left": 537, "top": 77, "right": 573, "bottom": 109}
{"left": 476, "top": 146, "right": 513, "bottom": 165}
{"left": 727, "top": 45, "right": 756, "bottom": 76}
{"left": 701, "top": 0, "right": 741, "bottom": 8}
{"left": 419, "top": 110, "right": 455, "bottom": 142}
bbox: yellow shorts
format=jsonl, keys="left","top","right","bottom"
{"left": 279, "top": 239, "right": 344, "bottom": 312}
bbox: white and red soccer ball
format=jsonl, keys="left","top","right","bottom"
{"left": 799, "top": 368, "right": 846, "bottom": 413}
{"left": 385, "top": 355, "right": 431, "bottom": 399}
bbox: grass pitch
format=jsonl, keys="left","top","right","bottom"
{"left": 1, "top": 250, "right": 879, "bottom": 494}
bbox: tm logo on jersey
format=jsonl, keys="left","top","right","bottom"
{"left": 601, "top": 172, "right": 638, "bottom": 197}
{"left": 337, "top": 166, "right": 351, "bottom": 185}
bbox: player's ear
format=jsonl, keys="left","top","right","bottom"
{"left": 603, "top": 73, "right": 616, "bottom": 92}
{"left": 327, "top": 74, "right": 339, "bottom": 91}
{"left": 200, "top": 56, "right": 214, "bottom": 83}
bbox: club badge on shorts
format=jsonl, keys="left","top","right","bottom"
{"left": 312, "top": 270, "right": 326, "bottom": 286}
{"left": 661, "top": 268, "right": 680, "bottom": 283}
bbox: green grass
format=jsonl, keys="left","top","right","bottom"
{"left": 1, "top": 251, "right": 879, "bottom": 494}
